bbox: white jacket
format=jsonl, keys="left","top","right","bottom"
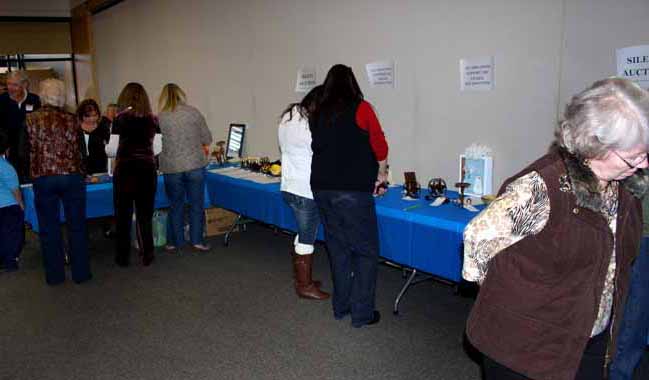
{"left": 278, "top": 106, "right": 314, "bottom": 199}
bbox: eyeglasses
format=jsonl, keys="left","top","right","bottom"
{"left": 612, "top": 151, "right": 648, "bottom": 170}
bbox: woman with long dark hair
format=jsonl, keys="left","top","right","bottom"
{"left": 107, "top": 82, "right": 161, "bottom": 267}
{"left": 309, "top": 64, "right": 389, "bottom": 327}
{"left": 279, "top": 85, "right": 329, "bottom": 300}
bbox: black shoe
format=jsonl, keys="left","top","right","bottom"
{"left": 74, "top": 274, "right": 92, "bottom": 284}
{"left": 0, "top": 260, "right": 18, "bottom": 273}
{"left": 334, "top": 309, "right": 351, "bottom": 320}
{"left": 115, "top": 256, "right": 129, "bottom": 267}
{"left": 352, "top": 311, "right": 381, "bottom": 328}
{"left": 367, "top": 311, "right": 381, "bottom": 325}
{"left": 142, "top": 254, "right": 154, "bottom": 267}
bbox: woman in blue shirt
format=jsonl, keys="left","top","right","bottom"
{"left": 0, "top": 129, "right": 24, "bottom": 271}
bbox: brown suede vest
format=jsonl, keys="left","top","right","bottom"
{"left": 466, "top": 152, "right": 641, "bottom": 380}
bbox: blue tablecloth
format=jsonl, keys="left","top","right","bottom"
{"left": 22, "top": 176, "right": 211, "bottom": 232}
{"left": 375, "top": 189, "right": 479, "bottom": 281}
{"left": 21, "top": 165, "right": 481, "bottom": 283}
{"left": 206, "top": 169, "right": 481, "bottom": 282}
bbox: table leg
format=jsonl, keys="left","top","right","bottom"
{"left": 224, "top": 214, "right": 243, "bottom": 247}
{"left": 394, "top": 268, "right": 417, "bottom": 315}
{"left": 223, "top": 214, "right": 253, "bottom": 246}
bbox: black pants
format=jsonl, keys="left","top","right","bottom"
{"left": 483, "top": 330, "right": 608, "bottom": 380}
{"left": 113, "top": 164, "right": 157, "bottom": 264}
{"left": 0, "top": 204, "right": 24, "bottom": 270}
{"left": 313, "top": 190, "right": 379, "bottom": 327}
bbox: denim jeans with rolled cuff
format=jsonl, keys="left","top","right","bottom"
{"left": 281, "top": 191, "right": 320, "bottom": 254}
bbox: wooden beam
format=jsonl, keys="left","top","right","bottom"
{"left": 70, "top": 2, "right": 100, "bottom": 103}
{"left": 70, "top": 5, "right": 92, "bottom": 55}
{"left": 0, "top": 17, "right": 70, "bottom": 23}
{"left": 85, "top": 0, "right": 125, "bottom": 15}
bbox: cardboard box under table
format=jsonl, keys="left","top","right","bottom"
{"left": 204, "top": 207, "right": 238, "bottom": 236}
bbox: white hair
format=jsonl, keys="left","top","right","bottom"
{"left": 556, "top": 77, "right": 649, "bottom": 158}
{"left": 6, "top": 70, "right": 29, "bottom": 86}
{"left": 39, "top": 79, "right": 66, "bottom": 108}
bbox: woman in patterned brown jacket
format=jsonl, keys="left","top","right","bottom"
{"left": 27, "top": 79, "right": 91, "bottom": 286}
{"left": 463, "top": 78, "right": 649, "bottom": 380}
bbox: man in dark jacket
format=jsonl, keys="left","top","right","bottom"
{"left": 0, "top": 71, "right": 41, "bottom": 183}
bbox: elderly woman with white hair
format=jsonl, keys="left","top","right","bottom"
{"left": 26, "top": 78, "right": 91, "bottom": 285}
{"left": 463, "top": 78, "right": 649, "bottom": 380}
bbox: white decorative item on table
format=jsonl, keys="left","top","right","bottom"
{"left": 459, "top": 143, "right": 493, "bottom": 197}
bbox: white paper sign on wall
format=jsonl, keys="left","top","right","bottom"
{"left": 616, "top": 45, "right": 649, "bottom": 89}
{"left": 366, "top": 61, "right": 395, "bottom": 88}
{"left": 460, "top": 56, "right": 495, "bottom": 91}
{"left": 295, "top": 67, "right": 317, "bottom": 93}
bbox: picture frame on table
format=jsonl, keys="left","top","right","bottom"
{"left": 459, "top": 155, "right": 493, "bottom": 197}
{"left": 226, "top": 123, "right": 246, "bottom": 159}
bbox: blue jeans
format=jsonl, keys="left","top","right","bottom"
{"left": 33, "top": 174, "right": 90, "bottom": 285}
{"left": 0, "top": 204, "right": 24, "bottom": 270}
{"left": 609, "top": 236, "right": 649, "bottom": 380}
{"left": 313, "top": 190, "right": 379, "bottom": 327}
{"left": 281, "top": 191, "right": 320, "bottom": 246}
{"left": 164, "top": 168, "right": 206, "bottom": 246}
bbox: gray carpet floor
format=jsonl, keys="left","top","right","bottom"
{"left": 1, "top": 221, "right": 647, "bottom": 380}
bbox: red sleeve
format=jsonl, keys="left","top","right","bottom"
{"left": 356, "top": 101, "right": 388, "bottom": 161}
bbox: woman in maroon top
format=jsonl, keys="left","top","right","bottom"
{"left": 110, "top": 83, "right": 160, "bottom": 267}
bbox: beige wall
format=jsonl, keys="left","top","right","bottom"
{"left": 92, "top": 0, "right": 649, "bottom": 189}
{"left": 559, "top": 0, "right": 649, "bottom": 107}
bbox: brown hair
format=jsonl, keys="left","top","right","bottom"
{"left": 116, "top": 82, "right": 152, "bottom": 117}
{"left": 76, "top": 98, "right": 101, "bottom": 121}
{"left": 158, "top": 83, "right": 186, "bottom": 113}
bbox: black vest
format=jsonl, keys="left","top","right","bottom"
{"left": 310, "top": 102, "right": 378, "bottom": 192}
{"left": 0, "top": 92, "right": 41, "bottom": 183}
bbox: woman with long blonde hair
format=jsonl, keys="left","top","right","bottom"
{"left": 158, "top": 83, "right": 212, "bottom": 252}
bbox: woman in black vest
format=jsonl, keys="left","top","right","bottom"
{"left": 309, "top": 64, "right": 389, "bottom": 328}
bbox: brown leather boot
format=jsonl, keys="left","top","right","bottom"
{"left": 293, "top": 254, "right": 329, "bottom": 300}
{"left": 291, "top": 252, "right": 322, "bottom": 288}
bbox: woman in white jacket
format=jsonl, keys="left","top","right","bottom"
{"left": 278, "top": 86, "right": 329, "bottom": 300}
